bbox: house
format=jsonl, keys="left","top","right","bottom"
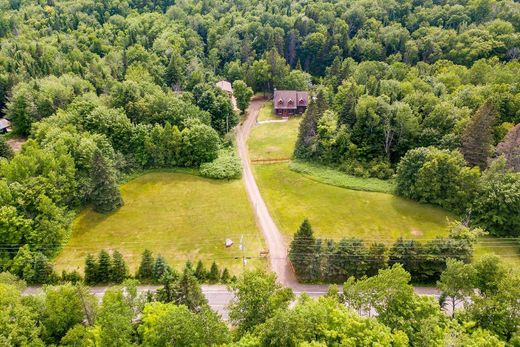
{"left": 0, "top": 118, "right": 11, "bottom": 134}
{"left": 216, "top": 80, "right": 233, "bottom": 96}
{"left": 273, "top": 90, "right": 308, "bottom": 116}
{"left": 216, "top": 80, "right": 239, "bottom": 112}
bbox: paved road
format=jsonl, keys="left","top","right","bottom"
{"left": 236, "top": 97, "right": 298, "bottom": 287}
{"left": 23, "top": 284, "right": 443, "bottom": 320}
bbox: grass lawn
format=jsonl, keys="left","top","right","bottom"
{"left": 248, "top": 112, "right": 520, "bottom": 266}
{"left": 254, "top": 163, "right": 453, "bottom": 242}
{"left": 257, "top": 101, "right": 279, "bottom": 121}
{"left": 248, "top": 116, "right": 301, "bottom": 160}
{"left": 54, "top": 172, "right": 265, "bottom": 275}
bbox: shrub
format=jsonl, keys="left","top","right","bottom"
{"left": 200, "top": 151, "right": 242, "bottom": 180}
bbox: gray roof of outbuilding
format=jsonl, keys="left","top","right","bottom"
{"left": 0, "top": 118, "right": 11, "bottom": 129}
{"left": 216, "top": 80, "right": 233, "bottom": 93}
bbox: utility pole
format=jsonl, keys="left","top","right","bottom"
{"left": 239, "top": 234, "right": 246, "bottom": 268}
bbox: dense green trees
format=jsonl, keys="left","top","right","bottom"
{"left": 1, "top": 263, "right": 518, "bottom": 346}
{"left": 289, "top": 220, "right": 479, "bottom": 283}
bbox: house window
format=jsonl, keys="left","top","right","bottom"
{"left": 278, "top": 99, "right": 283, "bottom": 104}
{"left": 299, "top": 98, "right": 304, "bottom": 104}
{"left": 288, "top": 99, "right": 293, "bottom": 105}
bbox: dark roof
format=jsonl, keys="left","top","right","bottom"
{"left": 273, "top": 90, "right": 308, "bottom": 109}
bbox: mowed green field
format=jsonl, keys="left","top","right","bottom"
{"left": 248, "top": 116, "right": 301, "bottom": 160}
{"left": 254, "top": 163, "right": 453, "bottom": 241}
{"left": 258, "top": 101, "right": 278, "bottom": 121}
{"left": 54, "top": 172, "right": 265, "bottom": 274}
{"left": 248, "top": 111, "right": 520, "bottom": 266}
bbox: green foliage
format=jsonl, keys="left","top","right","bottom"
{"left": 84, "top": 254, "right": 98, "bottom": 285}
{"left": 232, "top": 80, "right": 253, "bottom": 115}
{"left": 96, "top": 288, "right": 134, "bottom": 347}
{"left": 207, "top": 261, "right": 220, "bottom": 284}
{"left": 137, "top": 249, "right": 155, "bottom": 282}
{"left": 96, "top": 250, "right": 112, "bottom": 284}
{"left": 229, "top": 269, "right": 294, "bottom": 337}
{"left": 461, "top": 100, "right": 496, "bottom": 169}
{"left": 0, "top": 137, "right": 13, "bottom": 159}
{"left": 90, "top": 149, "right": 123, "bottom": 214}
{"left": 470, "top": 158, "right": 520, "bottom": 237}
{"left": 396, "top": 146, "right": 480, "bottom": 212}
{"left": 289, "top": 219, "right": 316, "bottom": 282}
{"left": 139, "top": 303, "right": 230, "bottom": 346}
{"left": 199, "top": 150, "right": 242, "bottom": 180}
{"left": 172, "top": 267, "right": 208, "bottom": 313}
{"left": 111, "top": 250, "right": 128, "bottom": 284}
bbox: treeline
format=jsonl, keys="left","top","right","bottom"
{"left": 289, "top": 219, "right": 479, "bottom": 283}
{"left": 9, "top": 246, "right": 232, "bottom": 286}
{"left": 2, "top": 261, "right": 518, "bottom": 346}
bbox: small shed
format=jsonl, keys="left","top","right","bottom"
{"left": 0, "top": 119, "right": 11, "bottom": 134}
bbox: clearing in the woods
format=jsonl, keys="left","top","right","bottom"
{"left": 54, "top": 171, "right": 266, "bottom": 274}
{"left": 248, "top": 114, "right": 520, "bottom": 266}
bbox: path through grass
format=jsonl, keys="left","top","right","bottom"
{"left": 54, "top": 172, "right": 265, "bottom": 274}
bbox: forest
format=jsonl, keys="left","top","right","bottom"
{"left": 0, "top": 0, "right": 519, "bottom": 345}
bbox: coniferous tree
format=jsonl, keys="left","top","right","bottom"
{"left": 152, "top": 255, "right": 170, "bottom": 282}
{"left": 366, "top": 243, "right": 387, "bottom": 277}
{"left": 208, "top": 261, "right": 220, "bottom": 283}
{"left": 173, "top": 267, "right": 208, "bottom": 312}
{"left": 461, "top": 100, "right": 496, "bottom": 170}
{"left": 294, "top": 90, "right": 327, "bottom": 159}
{"left": 84, "top": 254, "right": 98, "bottom": 285}
{"left": 221, "top": 268, "right": 230, "bottom": 283}
{"left": 97, "top": 250, "right": 112, "bottom": 283}
{"left": 137, "top": 249, "right": 155, "bottom": 281}
{"left": 0, "top": 137, "right": 13, "bottom": 159}
{"left": 111, "top": 250, "right": 127, "bottom": 283}
{"left": 32, "top": 252, "right": 53, "bottom": 284}
{"left": 289, "top": 219, "right": 316, "bottom": 282}
{"left": 90, "top": 149, "right": 123, "bottom": 213}
{"left": 194, "top": 260, "right": 207, "bottom": 282}
{"left": 156, "top": 270, "right": 176, "bottom": 303}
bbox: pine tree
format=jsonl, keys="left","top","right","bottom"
{"left": 152, "top": 255, "right": 170, "bottom": 282}
{"left": 156, "top": 270, "right": 176, "bottom": 303}
{"left": 173, "top": 268, "right": 208, "bottom": 312}
{"left": 111, "top": 250, "right": 127, "bottom": 283}
{"left": 0, "top": 137, "right": 13, "bottom": 159}
{"left": 90, "top": 149, "right": 123, "bottom": 213}
{"left": 32, "top": 252, "right": 53, "bottom": 284}
{"left": 97, "top": 250, "right": 112, "bottom": 283}
{"left": 221, "top": 268, "right": 230, "bottom": 284}
{"left": 289, "top": 219, "right": 317, "bottom": 282}
{"left": 137, "top": 249, "right": 155, "bottom": 281}
{"left": 208, "top": 261, "right": 220, "bottom": 283}
{"left": 461, "top": 100, "right": 496, "bottom": 170}
{"left": 194, "top": 260, "right": 207, "bottom": 282}
{"left": 84, "top": 254, "right": 98, "bottom": 285}
{"left": 294, "top": 90, "right": 327, "bottom": 159}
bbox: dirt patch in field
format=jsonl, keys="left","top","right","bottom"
{"left": 6, "top": 137, "right": 26, "bottom": 153}
{"left": 411, "top": 228, "right": 423, "bottom": 237}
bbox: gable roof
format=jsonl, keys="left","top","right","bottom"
{"left": 216, "top": 80, "right": 233, "bottom": 93}
{"left": 274, "top": 90, "right": 308, "bottom": 109}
